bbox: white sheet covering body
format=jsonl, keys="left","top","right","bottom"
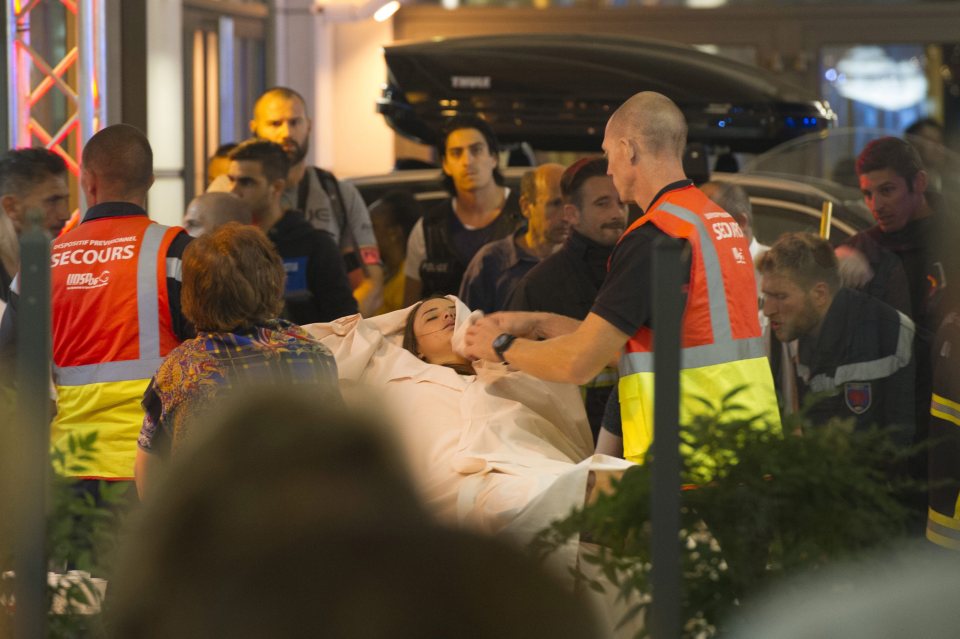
{"left": 306, "top": 300, "right": 639, "bottom": 637}
{"left": 303, "top": 300, "right": 632, "bottom": 541}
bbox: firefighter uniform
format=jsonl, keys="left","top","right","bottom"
{"left": 928, "top": 309, "right": 960, "bottom": 549}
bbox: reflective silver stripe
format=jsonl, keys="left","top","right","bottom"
{"left": 53, "top": 223, "right": 170, "bottom": 387}
{"left": 166, "top": 256, "right": 182, "bottom": 282}
{"left": 619, "top": 336, "right": 765, "bottom": 375}
{"left": 931, "top": 394, "right": 960, "bottom": 427}
{"left": 926, "top": 518, "right": 960, "bottom": 544}
{"left": 54, "top": 358, "right": 166, "bottom": 386}
{"left": 137, "top": 224, "right": 167, "bottom": 361}
{"left": 659, "top": 201, "right": 732, "bottom": 343}
{"left": 620, "top": 201, "right": 754, "bottom": 377}
{"left": 805, "top": 311, "right": 914, "bottom": 393}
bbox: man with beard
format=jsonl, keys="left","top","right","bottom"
{"left": 759, "top": 232, "right": 915, "bottom": 437}
{"left": 840, "top": 137, "right": 954, "bottom": 489}
{"left": 211, "top": 87, "right": 383, "bottom": 316}
{"left": 226, "top": 140, "right": 357, "bottom": 324}
{"left": 505, "top": 157, "right": 627, "bottom": 441}
{"left": 464, "top": 92, "right": 779, "bottom": 465}
{"left": 458, "top": 163, "right": 570, "bottom": 313}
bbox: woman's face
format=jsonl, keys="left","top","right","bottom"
{"left": 412, "top": 298, "right": 468, "bottom": 366}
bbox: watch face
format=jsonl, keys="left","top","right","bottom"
{"left": 493, "top": 333, "right": 516, "bottom": 361}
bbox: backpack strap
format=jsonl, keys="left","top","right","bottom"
{"left": 314, "top": 167, "right": 351, "bottom": 248}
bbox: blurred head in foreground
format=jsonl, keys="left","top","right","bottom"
{"left": 112, "top": 390, "right": 598, "bottom": 639}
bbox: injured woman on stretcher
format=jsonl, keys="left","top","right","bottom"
{"left": 303, "top": 295, "right": 633, "bottom": 549}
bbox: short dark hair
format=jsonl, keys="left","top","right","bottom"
{"left": 182, "top": 222, "right": 285, "bottom": 331}
{"left": 228, "top": 139, "right": 290, "bottom": 184}
{"left": 855, "top": 137, "right": 924, "bottom": 191}
{"left": 756, "top": 232, "right": 840, "bottom": 293}
{"left": 560, "top": 157, "right": 607, "bottom": 209}
{"left": 210, "top": 143, "right": 237, "bottom": 161}
{"left": 0, "top": 147, "right": 67, "bottom": 197}
{"left": 81, "top": 124, "right": 153, "bottom": 195}
{"left": 438, "top": 115, "right": 504, "bottom": 194}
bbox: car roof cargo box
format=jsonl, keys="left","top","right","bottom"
{"left": 378, "top": 34, "right": 834, "bottom": 154}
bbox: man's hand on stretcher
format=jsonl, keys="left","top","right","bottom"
{"left": 464, "top": 312, "right": 627, "bottom": 385}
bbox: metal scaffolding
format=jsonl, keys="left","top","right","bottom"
{"left": 6, "top": 0, "right": 106, "bottom": 179}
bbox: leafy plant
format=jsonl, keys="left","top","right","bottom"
{"left": 532, "top": 390, "right": 916, "bottom": 637}
{"left": 2, "top": 431, "right": 124, "bottom": 638}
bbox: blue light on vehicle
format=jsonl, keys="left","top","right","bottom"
{"left": 825, "top": 68, "right": 838, "bottom": 82}
{"left": 786, "top": 117, "right": 796, "bottom": 127}
{"left": 718, "top": 120, "right": 726, "bottom": 128}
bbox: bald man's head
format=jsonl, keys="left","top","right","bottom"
{"left": 520, "top": 163, "right": 569, "bottom": 250}
{"left": 183, "top": 192, "right": 253, "bottom": 238}
{"left": 81, "top": 124, "right": 153, "bottom": 199}
{"left": 609, "top": 92, "right": 687, "bottom": 161}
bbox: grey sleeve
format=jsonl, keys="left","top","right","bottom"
{"left": 339, "top": 180, "right": 378, "bottom": 251}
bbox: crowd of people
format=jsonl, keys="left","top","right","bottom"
{"left": 1, "top": 81, "right": 959, "bottom": 631}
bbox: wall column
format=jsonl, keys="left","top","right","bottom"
{"left": 146, "top": 0, "right": 184, "bottom": 225}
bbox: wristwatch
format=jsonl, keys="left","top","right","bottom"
{"left": 492, "top": 333, "right": 518, "bottom": 363}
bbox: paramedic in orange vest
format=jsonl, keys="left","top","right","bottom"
{"left": 49, "top": 124, "right": 192, "bottom": 486}
{"left": 463, "top": 92, "right": 781, "bottom": 464}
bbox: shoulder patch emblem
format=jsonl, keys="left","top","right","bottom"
{"left": 844, "top": 382, "right": 872, "bottom": 415}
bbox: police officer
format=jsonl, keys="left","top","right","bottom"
{"left": 464, "top": 92, "right": 780, "bottom": 464}
{"left": 210, "top": 87, "right": 384, "bottom": 317}
{"left": 403, "top": 115, "right": 523, "bottom": 304}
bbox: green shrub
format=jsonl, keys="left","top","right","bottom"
{"left": 532, "top": 391, "right": 917, "bottom": 637}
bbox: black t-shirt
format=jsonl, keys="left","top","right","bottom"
{"left": 590, "top": 180, "right": 694, "bottom": 336}
{"left": 590, "top": 222, "right": 691, "bottom": 337}
{"left": 506, "top": 231, "right": 612, "bottom": 319}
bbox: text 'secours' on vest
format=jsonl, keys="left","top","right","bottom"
{"left": 50, "top": 216, "right": 182, "bottom": 479}
{"left": 617, "top": 186, "right": 781, "bottom": 475}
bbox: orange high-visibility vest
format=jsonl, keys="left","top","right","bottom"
{"left": 617, "top": 185, "right": 781, "bottom": 469}
{"left": 50, "top": 213, "right": 183, "bottom": 479}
